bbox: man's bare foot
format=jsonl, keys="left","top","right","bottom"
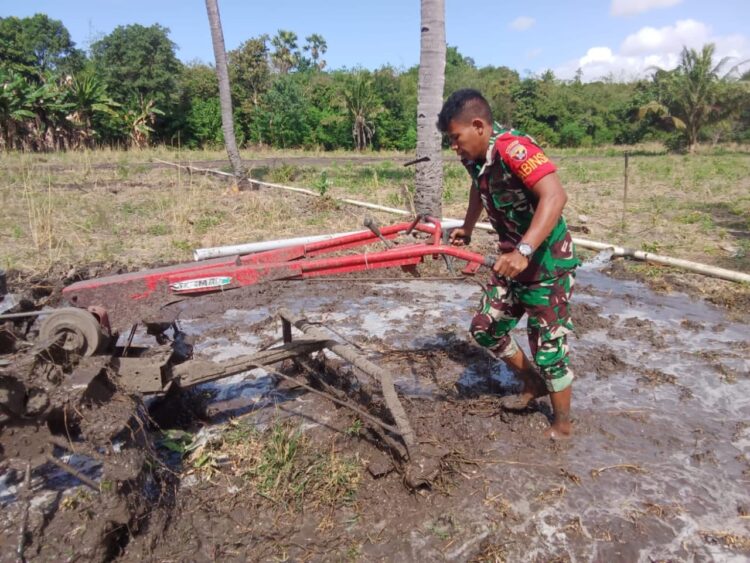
{"left": 544, "top": 419, "right": 573, "bottom": 439}
{"left": 545, "top": 386, "right": 573, "bottom": 439}
{"left": 499, "top": 384, "right": 548, "bottom": 411}
{"left": 498, "top": 349, "right": 549, "bottom": 411}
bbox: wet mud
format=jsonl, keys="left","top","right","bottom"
{"left": 2, "top": 264, "right": 749, "bottom": 561}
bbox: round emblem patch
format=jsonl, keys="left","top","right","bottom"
{"left": 508, "top": 143, "right": 527, "bottom": 161}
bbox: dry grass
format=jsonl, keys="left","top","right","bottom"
{"left": 1, "top": 150, "right": 400, "bottom": 273}
{"left": 469, "top": 539, "right": 510, "bottom": 563}
{"left": 700, "top": 530, "right": 750, "bottom": 552}
{"left": 1, "top": 146, "right": 748, "bottom": 302}
{"left": 557, "top": 151, "right": 750, "bottom": 272}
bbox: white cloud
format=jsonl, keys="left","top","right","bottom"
{"left": 580, "top": 47, "right": 616, "bottom": 67}
{"left": 510, "top": 17, "right": 535, "bottom": 31}
{"left": 621, "top": 20, "right": 710, "bottom": 55}
{"left": 611, "top": 0, "right": 683, "bottom": 17}
{"left": 554, "top": 19, "right": 750, "bottom": 82}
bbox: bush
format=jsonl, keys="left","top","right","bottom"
{"left": 186, "top": 98, "right": 223, "bottom": 147}
{"left": 559, "top": 122, "right": 587, "bottom": 148}
{"left": 525, "top": 122, "right": 559, "bottom": 147}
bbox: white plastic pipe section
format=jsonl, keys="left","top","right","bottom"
{"left": 193, "top": 218, "right": 465, "bottom": 260}
{"left": 567, "top": 237, "right": 750, "bottom": 284}
{"left": 476, "top": 221, "right": 749, "bottom": 283}
{"left": 196, "top": 220, "right": 750, "bottom": 284}
{"left": 188, "top": 171, "right": 750, "bottom": 284}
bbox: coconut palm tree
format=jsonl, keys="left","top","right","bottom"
{"left": 304, "top": 34, "right": 327, "bottom": 71}
{"left": 414, "top": 0, "right": 446, "bottom": 217}
{"left": 343, "top": 72, "right": 381, "bottom": 151}
{"left": 640, "top": 44, "right": 748, "bottom": 153}
{"left": 205, "top": 0, "right": 246, "bottom": 184}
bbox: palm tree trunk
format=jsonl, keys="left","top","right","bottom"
{"left": 205, "top": 0, "right": 246, "bottom": 185}
{"left": 688, "top": 121, "right": 699, "bottom": 153}
{"left": 414, "top": 0, "right": 446, "bottom": 218}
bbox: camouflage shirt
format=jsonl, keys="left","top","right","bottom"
{"left": 462, "top": 123, "right": 579, "bottom": 283}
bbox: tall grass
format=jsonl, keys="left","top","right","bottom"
{"left": 1, "top": 146, "right": 748, "bottom": 276}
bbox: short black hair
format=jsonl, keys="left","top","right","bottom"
{"left": 437, "top": 89, "right": 493, "bottom": 132}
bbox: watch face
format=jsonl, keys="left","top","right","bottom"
{"left": 518, "top": 243, "right": 533, "bottom": 257}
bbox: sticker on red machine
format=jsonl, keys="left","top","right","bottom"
{"left": 170, "top": 276, "right": 233, "bottom": 293}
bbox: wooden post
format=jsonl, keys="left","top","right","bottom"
{"left": 621, "top": 152, "right": 629, "bottom": 232}
{"left": 282, "top": 318, "right": 292, "bottom": 344}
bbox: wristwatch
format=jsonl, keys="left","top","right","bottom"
{"left": 516, "top": 241, "right": 534, "bottom": 258}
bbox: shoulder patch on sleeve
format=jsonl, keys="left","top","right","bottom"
{"left": 505, "top": 140, "right": 528, "bottom": 162}
{"left": 496, "top": 133, "right": 556, "bottom": 187}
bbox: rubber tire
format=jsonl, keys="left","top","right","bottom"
{"left": 39, "top": 307, "right": 105, "bottom": 356}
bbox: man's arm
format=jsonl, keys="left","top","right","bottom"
{"left": 493, "top": 172, "right": 567, "bottom": 278}
{"left": 519, "top": 172, "right": 567, "bottom": 250}
{"left": 449, "top": 185, "right": 483, "bottom": 246}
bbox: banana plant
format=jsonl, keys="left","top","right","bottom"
{"left": 25, "top": 74, "right": 75, "bottom": 150}
{"left": 123, "top": 98, "right": 165, "bottom": 148}
{"left": 0, "top": 69, "right": 36, "bottom": 150}
{"left": 65, "top": 72, "right": 120, "bottom": 136}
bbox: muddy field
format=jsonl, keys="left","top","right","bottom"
{"left": 1, "top": 253, "right": 749, "bottom": 562}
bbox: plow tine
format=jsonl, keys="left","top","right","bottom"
{"left": 257, "top": 364, "right": 401, "bottom": 436}
{"left": 45, "top": 455, "right": 100, "bottom": 491}
{"left": 48, "top": 436, "right": 106, "bottom": 462}
{"left": 278, "top": 308, "right": 418, "bottom": 457}
{"left": 292, "top": 357, "right": 408, "bottom": 459}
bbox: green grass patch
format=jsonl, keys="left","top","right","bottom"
{"left": 193, "top": 210, "right": 226, "bottom": 235}
{"left": 147, "top": 223, "right": 171, "bottom": 236}
{"left": 189, "top": 419, "right": 361, "bottom": 508}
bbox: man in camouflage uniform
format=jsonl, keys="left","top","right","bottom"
{"left": 437, "top": 89, "right": 579, "bottom": 438}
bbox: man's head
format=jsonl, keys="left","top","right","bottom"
{"left": 437, "top": 89, "right": 493, "bottom": 162}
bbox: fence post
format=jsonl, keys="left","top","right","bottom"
{"left": 621, "top": 152, "right": 629, "bottom": 232}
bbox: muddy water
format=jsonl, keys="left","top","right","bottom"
{"left": 174, "top": 268, "right": 749, "bottom": 561}
{"left": 2, "top": 266, "right": 748, "bottom": 561}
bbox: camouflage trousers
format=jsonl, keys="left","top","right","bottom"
{"left": 470, "top": 271, "right": 576, "bottom": 393}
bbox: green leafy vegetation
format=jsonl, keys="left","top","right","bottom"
{"left": 1, "top": 14, "right": 748, "bottom": 153}
{"left": 187, "top": 419, "right": 361, "bottom": 508}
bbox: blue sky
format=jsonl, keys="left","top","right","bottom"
{"left": 4, "top": 0, "right": 749, "bottom": 81}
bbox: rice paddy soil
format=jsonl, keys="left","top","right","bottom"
{"left": 3, "top": 263, "right": 748, "bottom": 561}
{"left": 1, "top": 147, "right": 749, "bottom": 561}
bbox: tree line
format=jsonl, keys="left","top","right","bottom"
{"left": 1, "top": 13, "right": 749, "bottom": 153}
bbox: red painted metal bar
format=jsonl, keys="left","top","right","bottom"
{"left": 164, "top": 244, "right": 491, "bottom": 286}
{"left": 62, "top": 219, "right": 491, "bottom": 308}
{"left": 301, "top": 220, "right": 439, "bottom": 257}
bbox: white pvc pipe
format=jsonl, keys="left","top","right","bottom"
{"left": 572, "top": 239, "right": 750, "bottom": 284}
{"left": 470, "top": 223, "right": 750, "bottom": 284}
{"left": 246, "top": 177, "right": 419, "bottom": 217}
{"left": 194, "top": 219, "right": 465, "bottom": 261}
{"left": 171, "top": 159, "right": 750, "bottom": 284}
{"left": 193, "top": 231, "right": 361, "bottom": 260}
